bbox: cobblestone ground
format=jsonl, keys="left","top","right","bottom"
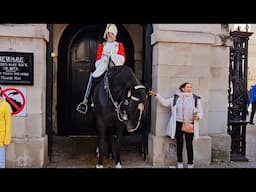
{"left": 46, "top": 124, "right": 256, "bottom": 168}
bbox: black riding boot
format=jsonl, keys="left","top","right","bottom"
{"left": 77, "top": 73, "right": 94, "bottom": 114}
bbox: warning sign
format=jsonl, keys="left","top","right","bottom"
{"left": 2, "top": 87, "right": 26, "bottom": 116}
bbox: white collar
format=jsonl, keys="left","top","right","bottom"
{"left": 182, "top": 92, "right": 193, "bottom": 97}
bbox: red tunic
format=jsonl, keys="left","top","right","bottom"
{"left": 96, "top": 42, "right": 126, "bottom": 62}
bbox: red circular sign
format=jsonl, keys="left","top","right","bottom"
{"left": 2, "top": 88, "right": 25, "bottom": 115}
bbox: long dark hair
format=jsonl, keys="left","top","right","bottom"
{"left": 0, "top": 85, "right": 2, "bottom": 97}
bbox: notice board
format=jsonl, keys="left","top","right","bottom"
{"left": 0, "top": 52, "right": 34, "bottom": 85}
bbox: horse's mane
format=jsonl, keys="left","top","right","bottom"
{"left": 107, "top": 65, "right": 140, "bottom": 102}
{"left": 108, "top": 65, "right": 140, "bottom": 83}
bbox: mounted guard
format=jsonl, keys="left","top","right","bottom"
{"left": 76, "top": 24, "right": 147, "bottom": 168}
{"left": 77, "top": 24, "right": 126, "bottom": 114}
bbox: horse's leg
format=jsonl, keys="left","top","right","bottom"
{"left": 115, "top": 125, "right": 123, "bottom": 168}
{"left": 96, "top": 120, "right": 106, "bottom": 168}
{"left": 96, "top": 141, "right": 99, "bottom": 158}
{"left": 107, "top": 129, "right": 114, "bottom": 160}
{"left": 95, "top": 129, "right": 99, "bottom": 158}
{"left": 96, "top": 135, "right": 104, "bottom": 168}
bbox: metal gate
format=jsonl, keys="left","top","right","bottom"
{"left": 228, "top": 30, "right": 253, "bottom": 161}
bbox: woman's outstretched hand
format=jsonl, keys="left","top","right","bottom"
{"left": 148, "top": 90, "right": 157, "bottom": 96}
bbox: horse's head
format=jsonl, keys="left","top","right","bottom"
{"left": 106, "top": 65, "right": 148, "bottom": 132}
{"left": 125, "top": 83, "right": 148, "bottom": 132}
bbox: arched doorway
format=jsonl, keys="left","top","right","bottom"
{"left": 57, "top": 24, "right": 135, "bottom": 136}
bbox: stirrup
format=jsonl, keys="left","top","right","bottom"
{"left": 76, "top": 101, "right": 88, "bottom": 114}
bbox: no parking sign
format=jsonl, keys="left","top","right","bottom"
{"left": 2, "top": 87, "right": 26, "bottom": 116}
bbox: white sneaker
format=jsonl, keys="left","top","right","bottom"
{"left": 187, "top": 164, "right": 194, "bottom": 168}
{"left": 177, "top": 162, "right": 184, "bottom": 168}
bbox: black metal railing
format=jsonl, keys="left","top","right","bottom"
{"left": 228, "top": 31, "right": 253, "bottom": 161}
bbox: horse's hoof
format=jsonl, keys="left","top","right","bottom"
{"left": 115, "top": 162, "right": 122, "bottom": 168}
{"left": 96, "top": 164, "right": 104, "bottom": 168}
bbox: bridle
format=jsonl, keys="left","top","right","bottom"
{"left": 103, "top": 71, "right": 146, "bottom": 132}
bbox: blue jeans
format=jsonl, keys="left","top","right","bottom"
{"left": 0, "top": 146, "right": 6, "bottom": 168}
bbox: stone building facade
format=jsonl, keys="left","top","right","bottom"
{"left": 148, "top": 24, "right": 232, "bottom": 166}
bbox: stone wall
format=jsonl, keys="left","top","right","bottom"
{"left": 148, "top": 24, "right": 232, "bottom": 166}
{"left": 0, "top": 24, "right": 49, "bottom": 167}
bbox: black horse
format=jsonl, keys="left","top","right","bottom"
{"left": 92, "top": 65, "right": 147, "bottom": 168}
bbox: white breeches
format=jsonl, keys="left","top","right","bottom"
{"left": 92, "top": 59, "right": 108, "bottom": 78}
{"left": 92, "top": 54, "right": 125, "bottom": 78}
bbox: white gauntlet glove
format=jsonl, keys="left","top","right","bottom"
{"left": 103, "top": 54, "right": 109, "bottom": 62}
{"left": 103, "top": 45, "right": 112, "bottom": 56}
{"left": 111, "top": 54, "right": 125, "bottom": 66}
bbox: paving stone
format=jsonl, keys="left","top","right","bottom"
{"left": 46, "top": 124, "right": 256, "bottom": 168}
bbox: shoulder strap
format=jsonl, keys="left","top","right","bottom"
{"left": 173, "top": 94, "right": 179, "bottom": 107}
{"left": 193, "top": 93, "right": 201, "bottom": 108}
